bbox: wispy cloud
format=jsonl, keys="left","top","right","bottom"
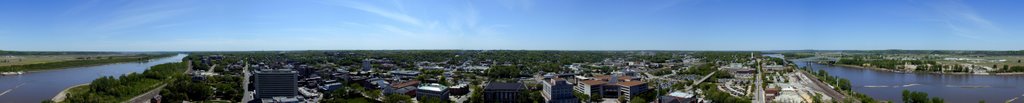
{"left": 76, "top": 0, "right": 196, "bottom": 34}
{"left": 649, "top": 0, "right": 702, "bottom": 11}
{"left": 333, "top": 1, "right": 423, "bottom": 26}
{"left": 93, "top": 9, "right": 190, "bottom": 31}
{"left": 327, "top": 1, "right": 504, "bottom": 37}
{"left": 61, "top": 0, "right": 101, "bottom": 16}
{"left": 498, "top": 0, "right": 533, "bottom": 11}
{"left": 924, "top": 0, "right": 1004, "bottom": 39}
{"left": 321, "top": 0, "right": 511, "bottom": 49}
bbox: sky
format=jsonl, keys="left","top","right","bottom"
{"left": 1, "top": 0, "right": 1022, "bottom": 51}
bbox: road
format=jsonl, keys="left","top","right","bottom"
{"left": 208, "top": 64, "right": 217, "bottom": 73}
{"left": 241, "top": 62, "right": 253, "bottom": 103}
{"left": 754, "top": 64, "right": 765, "bottom": 103}
{"left": 125, "top": 84, "right": 167, "bottom": 103}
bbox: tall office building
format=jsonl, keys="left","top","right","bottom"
{"left": 255, "top": 69, "right": 299, "bottom": 99}
{"left": 542, "top": 78, "right": 578, "bottom": 103}
{"left": 362, "top": 59, "right": 372, "bottom": 72}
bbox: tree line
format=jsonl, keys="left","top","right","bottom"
{"left": 65, "top": 62, "right": 187, "bottom": 102}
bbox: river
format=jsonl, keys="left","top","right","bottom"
{"left": 795, "top": 60, "right": 1024, "bottom": 103}
{"left": 0, "top": 54, "right": 186, "bottom": 103}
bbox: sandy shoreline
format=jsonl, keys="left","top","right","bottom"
{"left": 51, "top": 83, "right": 89, "bottom": 102}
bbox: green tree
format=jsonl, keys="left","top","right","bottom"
{"left": 573, "top": 92, "right": 591, "bottom": 103}
{"left": 812, "top": 93, "right": 823, "bottom": 103}
{"left": 902, "top": 89, "right": 940, "bottom": 103}
{"left": 591, "top": 93, "right": 604, "bottom": 103}
{"left": 931, "top": 97, "right": 945, "bottom": 103}
{"left": 629, "top": 96, "right": 647, "bottom": 103}
{"left": 384, "top": 94, "right": 414, "bottom": 103}
{"left": 468, "top": 85, "right": 484, "bottom": 103}
{"left": 618, "top": 96, "right": 626, "bottom": 103}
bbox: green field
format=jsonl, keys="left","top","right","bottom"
{"left": 0, "top": 55, "right": 131, "bottom": 66}
{"left": 0, "top": 54, "right": 173, "bottom": 72}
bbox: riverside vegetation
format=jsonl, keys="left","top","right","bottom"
{"left": 1, "top": 54, "right": 174, "bottom": 72}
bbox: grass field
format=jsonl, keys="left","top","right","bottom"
{"left": 0, "top": 55, "right": 130, "bottom": 66}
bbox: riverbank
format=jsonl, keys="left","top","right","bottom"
{"left": 814, "top": 62, "right": 1024, "bottom": 76}
{"left": 55, "top": 62, "right": 187, "bottom": 102}
{"left": 51, "top": 83, "right": 89, "bottom": 102}
{"left": 0, "top": 54, "right": 175, "bottom": 72}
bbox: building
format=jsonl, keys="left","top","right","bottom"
{"left": 542, "top": 78, "right": 578, "bottom": 103}
{"left": 390, "top": 80, "right": 420, "bottom": 95}
{"left": 574, "top": 74, "right": 647, "bottom": 99}
{"left": 254, "top": 69, "right": 299, "bottom": 99}
{"left": 449, "top": 83, "right": 470, "bottom": 96}
{"left": 772, "top": 87, "right": 804, "bottom": 103}
{"left": 765, "top": 64, "right": 785, "bottom": 71}
{"left": 658, "top": 92, "right": 697, "bottom": 103}
{"left": 391, "top": 70, "right": 421, "bottom": 79}
{"left": 484, "top": 83, "right": 525, "bottom": 103}
{"left": 726, "top": 67, "right": 756, "bottom": 79}
{"left": 362, "top": 59, "right": 372, "bottom": 72}
{"left": 618, "top": 81, "right": 648, "bottom": 100}
{"left": 575, "top": 80, "right": 606, "bottom": 97}
{"left": 259, "top": 96, "right": 301, "bottom": 103}
{"left": 416, "top": 83, "right": 449, "bottom": 102}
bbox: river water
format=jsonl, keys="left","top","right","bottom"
{"left": 795, "top": 61, "right": 1024, "bottom": 103}
{"left": 0, "top": 54, "right": 186, "bottom": 103}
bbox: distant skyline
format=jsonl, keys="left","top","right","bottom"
{"left": 1, "top": 0, "right": 1023, "bottom": 51}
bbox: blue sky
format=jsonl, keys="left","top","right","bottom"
{"left": 1, "top": 0, "right": 1022, "bottom": 51}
